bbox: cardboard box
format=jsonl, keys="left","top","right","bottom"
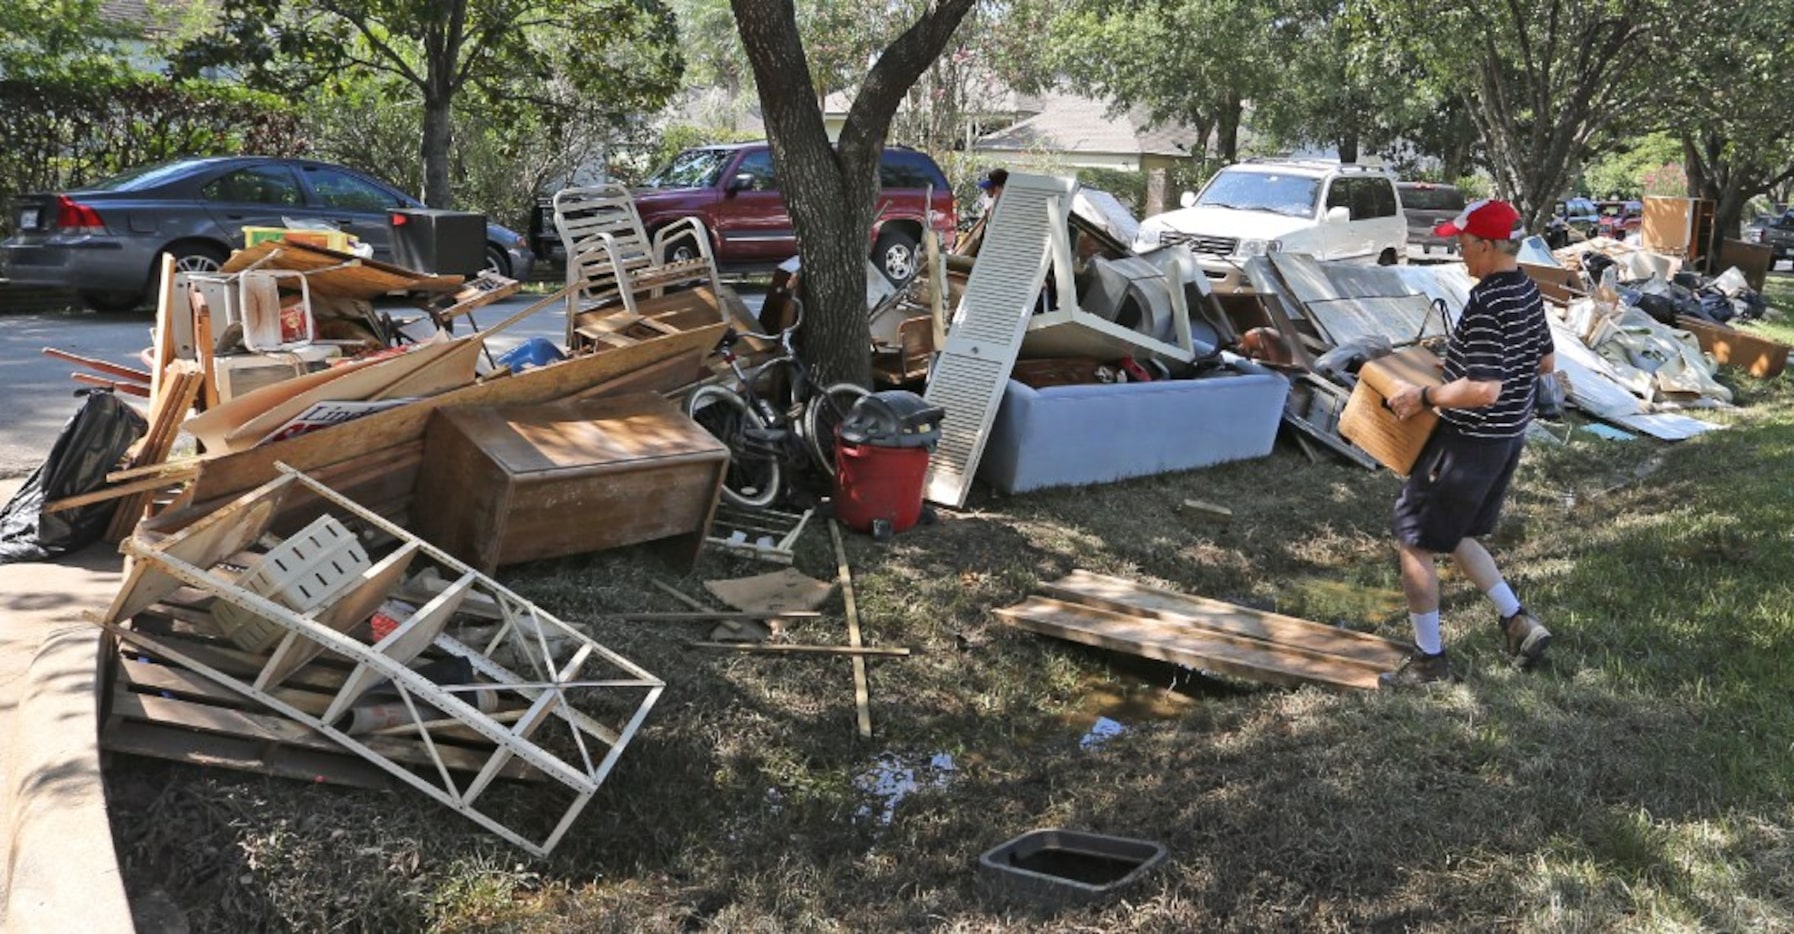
{"left": 1674, "top": 315, "right": 1789, "bottom": 379}
{"left": 243, "top": 226, "right": 352, "bottom": 253}
{"left": 1339, "top": 346, "right": 1443, "bottom": 475}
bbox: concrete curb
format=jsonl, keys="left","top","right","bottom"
{"left": 1, "top": 625, "right": 133, "bottom": 933}
{"left": 0, "top": 527, "right": 134, "bottom": 934}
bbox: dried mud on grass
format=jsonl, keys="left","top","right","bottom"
{"left": 109, "top": 370, "right": 1794, "bottom": 931}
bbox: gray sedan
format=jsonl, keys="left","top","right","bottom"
{"left": 2, "top": 156, "right": 533, "bottom": 311}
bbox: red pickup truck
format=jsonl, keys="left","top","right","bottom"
{"left": 628, "top": 142, "right": 957, "bottom": 285}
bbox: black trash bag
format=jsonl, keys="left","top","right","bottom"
{"left": 1582, "top": 251, "right": 1617, "bottom": 283}
{"left": 1732, "top": 291, "right": 1768, "bottom": 322}
{"left": 1634, "top": 292, "right": 1681, "bottom": 326}
{"left": 1698, "top": 292, "right": 1735, "bottom": 324}
{"left": 0, "top": 389, "right": 148, "bottom": 564}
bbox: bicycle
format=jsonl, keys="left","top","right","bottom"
{"left": 685, "top": 300, "right": 870, "bottom": 508}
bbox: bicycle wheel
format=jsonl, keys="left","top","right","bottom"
{"left": 686, "top": 385, "right": 782, "bottom": 508}
{"left": 801, "top": 382, "right": 871, "bottom": 477}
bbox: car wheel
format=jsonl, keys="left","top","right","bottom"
{"left": 663, "top": 234, "right": 700, "bottom": 264}
{"left": 874, "top": 229, "right": 918, "bottom": 285}
{"left": 484, "top": 244, "right": 511, "bottom": 278}
{"left": 1377, "top": 248, "right": 1399, "bottom": 266}
{"left": 78, "top": 290, "right": 146, "bottom": 313}
{"left": 167, "top": 242, "right": 226, "bottom": 276}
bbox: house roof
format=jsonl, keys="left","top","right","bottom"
{"left": 973, "top": 92, "right": 1202, "bottom": 158}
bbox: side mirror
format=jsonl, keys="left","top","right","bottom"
{"left": 1178, "top": 191, "right": 1197, "bottom": 209}
{"left": 726, "top": 173, "right": 754, "bottom": 194}
{"left": 1325, "top": 206, "right": 1351, "bottom": 223}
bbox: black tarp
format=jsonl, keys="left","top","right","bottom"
{"left": 0, "top": 390, "right": 147, "bottom": 563}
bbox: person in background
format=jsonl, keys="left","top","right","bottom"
{"left": 955, "top": 168, "right": 1009, "bottom": 258}
{"left": 1379, "top": 198, "right": 1556, "bottom": 687}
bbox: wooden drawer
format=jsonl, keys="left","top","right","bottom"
{"left": 414, "top": 393, "right": 727, "bottom": 572}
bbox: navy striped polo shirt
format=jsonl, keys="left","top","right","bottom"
{"left": 1440, "top": 269, "right": 1555, "bottom": 439}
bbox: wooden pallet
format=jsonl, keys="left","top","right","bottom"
{"left": 93, "top": 466, "right": 665, "bottom": 857}
{"left": 102, "top": 603, "right": 540, "bottom": 789}
{"left": 995, "top": 570, "right": 1410, "bottom": 691}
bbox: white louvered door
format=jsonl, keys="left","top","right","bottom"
{"left": 923, "top": 172, "right": 1075, "bottom": 507}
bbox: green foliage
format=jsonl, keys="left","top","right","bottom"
{"left": 0, "top": 73, "right": 300, "bottom": 228}
{"left": 1074, "top": 168, "right": 1147, "bottom": 213}
{"left": 631, "top": 123, "right": 763, "bottom": 186}
{"left": 1584, "top": 133, "right": 1684, "bottom": 200}
{"left": 180, "top": 0, "right": 683, "bottom": 210}
{"left": 0, "top": 0, "right": 132, "bottom": 79}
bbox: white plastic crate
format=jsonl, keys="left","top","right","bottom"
{"left": 213, "top": 515, "right": 371, "bottom": 652}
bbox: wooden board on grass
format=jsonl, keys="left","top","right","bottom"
{"left": 996, "top": 597, "right": 1390, "bottom": 691}
{"left": 998, "top": 570, "right": 1410, "bottom": 692}
{"left": 1042, "top": 570, "right": 1409, "bottom": 668}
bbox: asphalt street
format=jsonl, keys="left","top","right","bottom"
{"left": 0, "top": 287, "right": 764, "bottom": 478}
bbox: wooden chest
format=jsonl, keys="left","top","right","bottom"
{"left": 413, "top": 393, "right": 727, "bottom": 572}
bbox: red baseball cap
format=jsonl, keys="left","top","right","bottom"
{"left": 1434, "top": 198, "right": 1522, "bottom": 240}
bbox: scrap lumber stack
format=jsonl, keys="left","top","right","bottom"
{"left": 997, "top": 571, "right": 1410, "bottom": 691}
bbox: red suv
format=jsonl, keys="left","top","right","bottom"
{"left": 627, "top": 142, "right": 956, "bottom": 285}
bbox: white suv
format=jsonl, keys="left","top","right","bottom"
{"left": 1132, "top": 160, "right": 1407, "bottom": 292}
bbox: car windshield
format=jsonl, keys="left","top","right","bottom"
{"left": 1400, "top": 186, "right": 1464, "bottom": 212}
{"left": 1196, "top": 169, "right": 1319, "bottom": 218}
{"left": 83, "top": 160, "right": 208, "bottom": 192}
{"left": 643, "top": 149, "right": 732, "bottom": 189}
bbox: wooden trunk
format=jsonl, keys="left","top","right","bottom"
{"left": 413, "top": 393, "right": 728, "bottom": 572}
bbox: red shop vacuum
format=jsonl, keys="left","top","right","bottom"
{"left": 832, "top": 391, "right": 945, "bottom": 540}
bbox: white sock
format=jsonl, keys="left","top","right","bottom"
{"left": 1485, "top": 581, "right": 1522, "bottom": 619}
{"left": 1410, "top": 611, "right": 1443, "bottom": 655}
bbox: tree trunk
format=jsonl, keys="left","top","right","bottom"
{"left": 418, "top": 4, "right": 468, "bottom": 210}
{"left": 732, "top": 0, "right": 975, "bottom": 387}
{"left": 420, "top": 88, "right": 454, "bottom": 208}
{"left": 1215, "top": 92, "right": 1242, "bottom": 164}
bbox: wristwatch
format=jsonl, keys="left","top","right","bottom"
{"left": 1420, "top": 386, "right": 1431, "bottom": 408}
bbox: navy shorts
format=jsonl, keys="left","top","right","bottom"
{"left": 1392, "top": 427, "right": 1526, "bottom": 553}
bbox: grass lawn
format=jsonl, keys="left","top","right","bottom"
{"left": 108, "top": 276, "right": 1794, "bottom": 932}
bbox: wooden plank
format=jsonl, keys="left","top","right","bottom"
{"left": 106, "top": 361, "right": 204, "bottom": 540}
{"left": 102, "top": 720, "right": 394, "bottom": 790}
{"left": 70, "top": 373, "right": 150, "bottom": 396}
{"left": 122, "top": 627, "right": 351, "bottom": 694}
{"left": 996, "top": 597, "right": 1387, "bottom": 691}
{"left": 118, "top": 656, "right": 330, "bottom": 716}
{"left": 42, "top": 473, "right": 184, "bottom": 513}
{"left": 1043, "top": 571, "right": 1410, "bottom": 667}
{"left": 107, "top": 690, "right": 517, "bottom": 775}
{"left": 687, "top": 642, "right": 910, "bottom": 657}
{"left": 108, "top": 459, "right": 201, "bottom": 484}
{"left": 830, "top": 520, "right": 873, "bottom": 739}
{"left": 148, "top": 253, "right": 179, "bottom": 407}
{"left": 564, "top": 349, "right": 703, "bottom": 402}
{"left": 617, "top": 611, "right": 823, "bottom": 622}
{"left": 40, "top": 346, "right": 153, "bottom": 383}
{"left": 176, "top": 324, "right": 726, "bottom": 516}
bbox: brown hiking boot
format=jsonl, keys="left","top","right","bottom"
{"left": 1379, "top": 649, "right": 1452, "bottom": 688}
{"left": 1500, "top": 609, "right": 1551, "bottom": 669}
